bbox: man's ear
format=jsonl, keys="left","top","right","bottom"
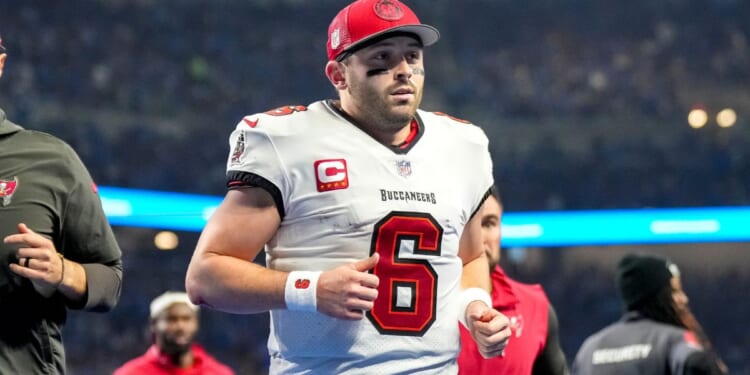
{"left": 148, "top": 318, "right": 158, "bottom": 343}
{"left": 325, "top": 60, "right": 347, "bottom": 90}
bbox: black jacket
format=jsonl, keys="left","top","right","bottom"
{"left": 0, "top": 109, "right": 122, "bottom": 374}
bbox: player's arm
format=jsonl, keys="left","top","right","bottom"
{"left": 532, "top": 305, "right": 570, "bottom": 375}
{"left": 458, "top": 208, "right": 510, "bottom": 358}
{"left": 459, "top": 208, "right": 491, "bottom": 291}
{"left": 185, "top": 187, "right": 380, "bottom": 318}
{"left": 186, "top": 187, "right": 286, "bottom": 314}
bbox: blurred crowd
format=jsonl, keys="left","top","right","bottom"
{"left": 0, "top": 0, "right": 748, "bottom": 373}
{"left": 1, "top": 0, "right": 749, "bottom": 209}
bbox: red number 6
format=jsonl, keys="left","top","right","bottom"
{"left": 367, "top": 211, "right": 443, "bottom": 336}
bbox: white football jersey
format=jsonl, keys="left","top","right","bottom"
{"left": 226, "top": 100, "right": 493, "bottom": 375}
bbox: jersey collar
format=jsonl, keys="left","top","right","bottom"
{"left": 491, "top": 265, "right": 522, "bottom": 309}
{"left": 324, "top": 99, "right": 424, "bottom": 155}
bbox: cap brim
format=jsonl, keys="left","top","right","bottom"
{"left": 340, "top": 24, "right": 440, "bottom": 59}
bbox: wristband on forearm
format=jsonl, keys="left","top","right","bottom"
{"left": 284, "top": 271, "right": 322, "bottom": 312}
{"left": 458, "top": 287, "right": 492, "bottom": 329}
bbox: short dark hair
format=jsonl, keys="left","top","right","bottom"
{"left": 488, "top": 185, "right": 502, "bottom": 206}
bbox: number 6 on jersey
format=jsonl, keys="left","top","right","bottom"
{"left": 367, "top": 211, "right": 443, "bottom": 336}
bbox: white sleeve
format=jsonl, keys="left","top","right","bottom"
{"left": 225, "top": 119, "right": 290, "bottom": 216}
{"left": 468, "top": 126, "right": 494, "bottom": 217}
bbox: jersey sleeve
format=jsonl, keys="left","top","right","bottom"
{"left": 225, "top": 116, "right": 290, "bottom": 218}
{"left": 59, "top": 143, "right": 123, "bottom": 311}
{"left": 421, "top": 110, "right": 495, "bottom": 220}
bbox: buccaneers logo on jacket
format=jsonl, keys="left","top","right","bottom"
{"left": 0, "top": 177, "right": 18, "bottom": 207}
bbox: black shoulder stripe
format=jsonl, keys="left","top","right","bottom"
{"left": 226, "top": 171, "right": 285, "bottom": 220}
{"left": 469, "top": 187, "right": 493, "bottom": 220}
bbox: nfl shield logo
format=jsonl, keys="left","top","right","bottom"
{"left": 0, "top": 177, "right": 19, "bottom": 206}
{"left": 396, "top": 160, "right": 412, "bottom": 177}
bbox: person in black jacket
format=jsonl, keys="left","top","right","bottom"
{"left": 0, "top": 33, "right": 123, "bottom": 374}
{"left": 572, "top": 253, "right": 726, "bottom": 375}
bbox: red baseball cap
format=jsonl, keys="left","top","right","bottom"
{"left": 327, "top": 0, "right": 440, "bottom": 61}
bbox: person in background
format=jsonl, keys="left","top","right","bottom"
{"left": 572, "top": 253, "right": 727, "bottom": 375}
{"left": 114, "top": 291, "right": 234, "bottom": 375}
{"left": 0, "top": 33, "right": 123, "bottom": 375}
{"left": 458, "top": 187, "right": 569, "bottom": 375}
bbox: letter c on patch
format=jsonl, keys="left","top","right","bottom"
{"left": 314, "top": 159, "right": 349, "bottom": 192}
{"left": 317, "top": 160, "right": 346, "bottom": 183}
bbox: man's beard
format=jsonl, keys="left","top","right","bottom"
{"left": 159, "top": 334, "right": 193, "bottom": 355}
{"left": 348, "top": 79, "right": 420, "bottom": 132}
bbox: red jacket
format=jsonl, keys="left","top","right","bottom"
{"left": 114, "top": 344, "right": 234, "bottom": 375}
{"left": 458, "top": 266, "right": 550, "bottom": 375}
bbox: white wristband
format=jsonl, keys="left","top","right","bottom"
{"left": 284, "top": 271, "right": 322, "bottom": 312}
{"left": 458, "top": 287, "right": 493, "bottom": 329}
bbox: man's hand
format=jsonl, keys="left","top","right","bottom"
{"left": 316, "top": 253, "right": 380, "bottom": 320}
{"left": 466, "top": 300, "right": 511, "bottom": 358}
{"left": 5, "top": 223, "right": 64, "bottom": 297}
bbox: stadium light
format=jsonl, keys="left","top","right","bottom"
{"left": 154, "top": 231, "right": 179, "bottom": 250}
{"left": 716, "top": 108, "right": 737, "bottom": 128}
{"left": 688, "top": 108, "right": 708, "bottom": 129}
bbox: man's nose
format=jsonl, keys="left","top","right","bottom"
{"left": 393, "top": 58, "right": 412, "bottom": 81}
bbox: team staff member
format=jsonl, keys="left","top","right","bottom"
{"left": 458, "top": 187, "right": 569, "bottom": 375}
{"left": 0, "top": 34, "right": 123, "bottom": 374}
{"left": 572, "top": 253, "right": 725, "bottom": 375}
{"left": 186, "top": 0, "right": 511, "bottom": 373}
{"left": 114, "top": 291, "right": 234, "bottom": 375}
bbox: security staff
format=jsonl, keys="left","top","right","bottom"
{"left": 572, "top": 253, "right": 724, "bottom": 375}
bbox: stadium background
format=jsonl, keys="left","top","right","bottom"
{"left": 0, "top": 0, "right": 748, "bottom": 373}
